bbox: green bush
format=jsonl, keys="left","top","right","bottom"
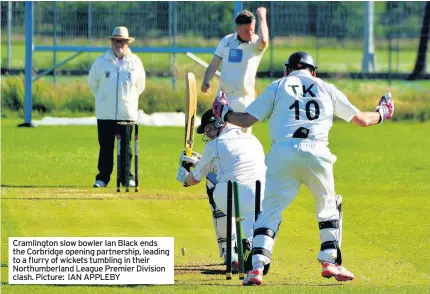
{"left": 2, "top": 76, "right": 429, "bottom": 121}
{"left": 33, "top": 79, "right": 57, "bottom": 113}
{"left": 61, "top": 83, "right": 95, "bottom": 113}
{"left": 1, "top": 76, "right": 25, "bottom": 112}
{"left": 0, "top": 76, "right": 214, "bottom": 117}
{"left": 328, "top": 80, "right": 430, "bottom": 122}
{"left": 139, "top": 79, "right": 212, "bottom": 115}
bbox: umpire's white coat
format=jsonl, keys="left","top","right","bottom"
{"left": 88, "top": 48, "right": 145, "bottom": 121}
{"left": 192, "top": 125, "right": 266, "bottom": 240}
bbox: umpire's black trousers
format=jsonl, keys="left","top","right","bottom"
{"left": 95, "top": 119, "right": 133, "bottom": 185}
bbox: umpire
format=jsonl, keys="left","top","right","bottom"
{"left": 88, "top": 26, "right": 146, "bottom": 188}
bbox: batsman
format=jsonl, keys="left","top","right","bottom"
{"left": 176, "top": 98, "right": 266, "bottom": 271}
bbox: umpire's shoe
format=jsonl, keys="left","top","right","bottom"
{"left": 93, "top": 180, "right": 107, "bottom": 188}
{"left": 321, "top": 262, "right": 355, "bottom": 281}
{"left": 242, "top": 268, "right": 263, "bottom": 286}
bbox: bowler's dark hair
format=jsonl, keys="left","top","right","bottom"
{"left": 235, "top": 10, "right": 255, "bottom": 25}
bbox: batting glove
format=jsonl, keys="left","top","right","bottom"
{"left": 176, "top": 165, "right": 190, "bottom": 187}
{"left": 179, "top": 151, "right": 201, "bottom": 168}
{"left": 212, "top": 91, "right": 233, "bottom": 123}
{"left": 375, "top": 92, "right": 394, "bottom": 123}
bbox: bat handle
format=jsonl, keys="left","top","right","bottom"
{"left": 185, "top": 148, "right": 192, "bottom": 157}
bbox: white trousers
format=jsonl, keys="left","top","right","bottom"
{"left": 213, "top": 181, "right": 264, "bottom": 244}
{"left": 252, "top": 140, "right": 342, "bottom": 265}
{"left": 227, "top": 94, "right": 254, "bottom": 134}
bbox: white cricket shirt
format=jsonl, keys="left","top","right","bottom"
{"left": 214, "top": 33, "right": 267, "bottom": 99}
{"left": 192, "top": 125, "right": 266, "bottom": 185}
{"left": 246, "top": 70, "right": 360, "bottom": 143}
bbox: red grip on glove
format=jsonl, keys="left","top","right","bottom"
{"left": 378, "top": 93, "right": 394, "bottom": 121}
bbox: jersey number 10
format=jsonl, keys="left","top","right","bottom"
{"left": 289, "top": 100, "right": 320, "bottom": 120}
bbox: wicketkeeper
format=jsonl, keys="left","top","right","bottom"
{"left": 176, "top": 104, "right": 266, "bottom": 270}
{"left": 213, "top": 51, "right": 395, "bottom": 286}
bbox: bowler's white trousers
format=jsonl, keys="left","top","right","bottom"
{"left": 252, "top": 139, "right": 342, "bottom": 266}
{"left": 227, "top": 94, "right": 254, "bottom": 134}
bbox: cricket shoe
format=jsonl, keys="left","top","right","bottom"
{"left": 321, "top": 262, "right": 355, "bottom": 281}
{"left": 242, "top": 268, "right": 263, "bottom": 286}
{"left": 93, "top": 180, "right": 107, "bottom": 188}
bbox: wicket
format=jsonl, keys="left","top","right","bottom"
{"left": 226, "top": 181, "right": 233, "bottom": 280}
{"left": 225, "top": 180, "right": 262, "bottom": 280}
{"left": 116, "top": 122, "right": 139, "bottom": 192}
{"left": 255, "top": 180, "right": 261, "bottom": 221}
{"left": 233, "top": 182, "right": 245, "bottom": 280}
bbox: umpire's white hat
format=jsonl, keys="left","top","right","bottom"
{"left": 111, "top": 26, "right": 135, "bottom": 43}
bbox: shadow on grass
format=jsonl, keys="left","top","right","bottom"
{"left": 0, "top": 283, "right": 170, "bottom": 288}
{"left": 174, "top": 281, "right": 344, "bottom": 287}
{"left": 1, "top": 185, "right": 78, "bottom": 188}
{"left": 1, "top": 198, "right": 108, "bottom": 200}
{"left": 173, "top": 263, "right": 345, "bottom": 287}
{"left": 1, "top": 197, "right": 207, "bottom": 201}
{"left": 1, "top": 281, "right": 344, "bottom": 287}
{"left": 176, "top": 263, "right": 225, "bottom": 275}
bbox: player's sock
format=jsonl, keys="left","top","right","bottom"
{"left": 252, "top": 261, "right": 264, "bottom": 271}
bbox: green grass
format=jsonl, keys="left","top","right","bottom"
{"left": 2, "top": 38, "right": 424, "bottom": 73}
{"left": 1, "top": 119, "right": 430, "bottom": 293}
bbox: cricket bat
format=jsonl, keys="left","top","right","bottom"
{"left": 183, "top": 72, "right": 197, "bottom": 170}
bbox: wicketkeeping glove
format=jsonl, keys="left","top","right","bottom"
{"left": 176, "top": 165, "right": 190, "bottom": 187}
{"left": 179, "top": 151, "right": 201, "bottom": 168}
{"left": 212, "top": 91, "right": 233, "bottom": 123}
{"left": 375, "top": 92, "right": 394, "bottom": 124}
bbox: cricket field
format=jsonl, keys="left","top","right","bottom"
{"left": 1, "top": 119, "right": 429, "bottom": 293}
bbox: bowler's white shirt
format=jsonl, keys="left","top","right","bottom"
{"left": 214, "top": 33, "right": 266, "bottom": 99}
{"left": 246, "top": 70, "right": 359, "bottom": 143}
{"left": 192, "top": 125, "right": 266, "bottom": 185}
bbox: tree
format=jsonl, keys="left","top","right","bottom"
{"left": 408, "top": 1, "right": 430, "bottom": 80}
